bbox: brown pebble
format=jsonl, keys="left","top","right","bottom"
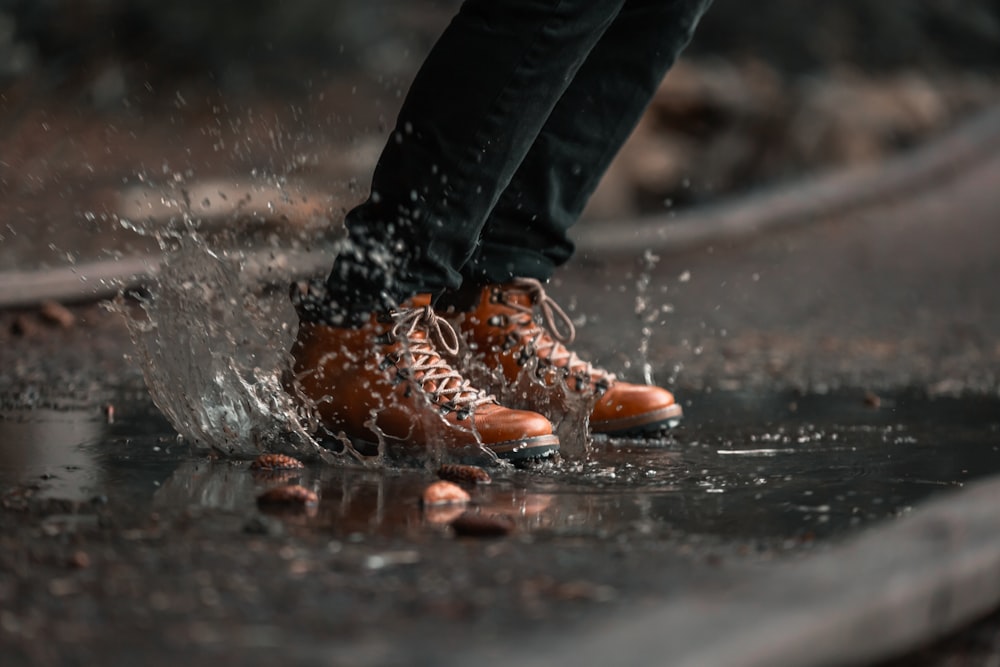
{"left": 450, "top": 512, "right": 515, "bottom": 538}
{"left": 11, "top": 314, "right": 39, "bottom": 337}
{"left": 437, "top": 463, "right": 491, "bottom": 485}
{"left": 863, "top": 391, "right": 881, "bottom": 408}
{"left": 250, "top": 453, "right": 305, "bottom": 471}
{"left": 104, "top": 404, "right": 115, "bottom": 424}
{"left": 422, "top": 481, "right": 471, "bottom": 507}
{"left": 39, "top": 300, "right": 75, "bottom": 328}
{"left": 68, "top": 551, "right": 91, "bottom": 569}
{"left": 256, "top": 485, "right": 318, "bottom": 510}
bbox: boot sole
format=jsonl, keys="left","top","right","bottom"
{"left": 317, "top": 431, "right": 560, "bottom": 464}
{"left": 489, "top": 434, "right": 561, "bottom": 462}
{"left": 591, "top": 404, "right": 684, "bottom": 438}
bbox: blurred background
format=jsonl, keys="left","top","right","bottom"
{"left": 1, "top": 0, "right": 999, "bottom": 267}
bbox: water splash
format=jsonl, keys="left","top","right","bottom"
{"left": 635, "top": 249, "right": 662, "bottom": 386}
{"left": 456, "top": 347, "right": 598, "bottom": 461}
{"left": 114, "top": 203, "right": 507, "bottom": 466}
{"left": 119, "top": 234, "right": 341, "bottom": 461}
{"left": 112, "top": 171, "right": 603, "bottom": 465}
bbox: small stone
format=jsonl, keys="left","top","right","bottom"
{"left": 68, "top": 551, "right": 91, "bottom": 569}
{"left": 863, "top": 391, "right": 881, "bottom": 408}
{"left": 250, "top": 453, "right": 305, "bottom": 471}
{"left": 39, "top": 300, "right": 75, "bottom": 328}
{"left": 256, "top": 485, "right": 318, "bottom": 510}
{"left": 437, "top": 463, "right": 492, "bottom": 485}
{"left": 450, "top": 512, "right": 515, "bottom": 538}
{"left": 10, "top": 314, "right": 39, "bottom": 337}
{"left": 421, "top": 481, "right": 471, "bottom": 507}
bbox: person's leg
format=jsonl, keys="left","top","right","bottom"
{"left": 442, "top": 0, "right": 714, "bottom": 436}
{"left": 290, "top": 0, "right": 635, "bottom": 460}
{"left": 300, "top": 0, "right": 627, "bottom": 327}
{"left": 457, "top": 0, "right": 714, "bottom": 287}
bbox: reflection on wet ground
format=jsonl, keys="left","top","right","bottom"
{"left": 1, "top": 389, "right": 998, "bottom": 549}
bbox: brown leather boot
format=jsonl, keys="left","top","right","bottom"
{"left": 288, "top": 295, "right": 559, "bottom": 461}
{"left": 446, "top": 279, "right": 682, "bottom": 437}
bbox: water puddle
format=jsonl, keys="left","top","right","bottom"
{"left": 2, "top": 389, "right": 997, "bottom": 549}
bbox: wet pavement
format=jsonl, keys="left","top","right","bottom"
{"left": 2, "top": 103, "right": 1000, "bottom": 666}
{"left": 3, "top": 389, "right": 999, "bottom": 547}
{"left": 2, "top": 382, "right": 1000, "bottom": 666}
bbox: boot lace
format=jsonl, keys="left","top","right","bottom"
{"left": 390, "top": 305, "right": 495, "bottom": 416}
{"left": 503, "top": 278, "right": 615, "bottom": 386}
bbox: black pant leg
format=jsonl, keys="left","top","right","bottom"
{"left": 460, "top": 0, "right": 714, "bottom": 285}
{"left": 307, "top": 0, "right": 626, "bottom": 325}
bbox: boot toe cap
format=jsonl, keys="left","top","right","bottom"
{"left": 476, "top": 406, "right": 559, "bottom": 460}
{"left": 590, "top": 382, "right": 682, "bottom": 436}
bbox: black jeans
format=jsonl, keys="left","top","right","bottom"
{"left": 304, "top": 0, "right": 713, "bottom": 325}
